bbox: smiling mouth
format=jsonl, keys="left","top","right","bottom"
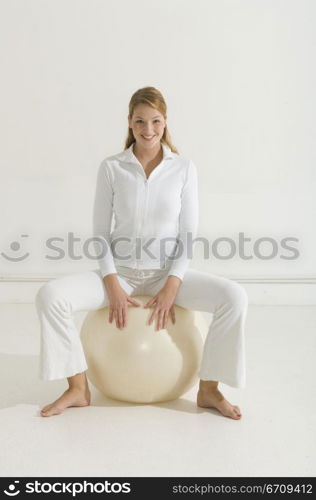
{"left": 142, "top": 135, "right": 155, "bottom": 140}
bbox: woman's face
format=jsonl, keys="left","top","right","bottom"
{"left": 128, "top": 104, "right": 166, "bottom": 149}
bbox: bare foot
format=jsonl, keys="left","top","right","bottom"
{"left": 40, "top": 386, "right": 91, "bottom": 417}
{"left": 197, "top": 388, "right": 242, "bottom": 420}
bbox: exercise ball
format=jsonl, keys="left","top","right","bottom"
{"left": 80, "top": 295, "right": 208, "bottom": 403}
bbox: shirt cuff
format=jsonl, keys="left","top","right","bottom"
{"left": 166, "top": 267, "right": 186, "bottom": 283}
{"left": 98, "top": 260, "right": 118, "bottom": 279}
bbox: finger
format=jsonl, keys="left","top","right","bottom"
{"left": 114, "top": 309, "right": 119, "bottom": 329}
{"left": 122, "top": 306, "right": 127, "bottom": 328}
{"left": 157, "top": 310, "right": 166, "bottom": 330}
{"left": 127, "top": 297, "right": 141, "bottom": 307}
{"left": 170, "top": 307, "right": 176, "bottom": 324}
{"left": 118, "top": 308, "right": 123, "bottom": 329}
{"left": 119, "top": 308, "right": 124, "bottom": 329}
{"left": 115, "top": 310, "right": 121, "bottom": 329}
{"left": 156, "top": 312, "right": 162, "bottom": 331}
{"left": 144, "top": 297, "right": 156, "bottom": 308}
{"left": 109, "top": 308, "right": 113, "bottom": 323}
{"left": 148, "top": 307, "right": 158, "bottom": 326}
{"left": 157, "top": 310, "right": 162, "bottom": 330}
{"left": 144, "top": 301, "right": 154, "bottom": 309}
{"left": 163, "top": 310, "right": 169, "bottom": 328}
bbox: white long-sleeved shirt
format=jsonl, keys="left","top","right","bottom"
{"left": 92, "top": 141, "right": 199, "bottom": 282}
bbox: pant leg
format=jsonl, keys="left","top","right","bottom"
{"left": 144, "top": 268, "right": 248, "bottom": 389}
{"left": 35, "top": 268, "right": 135, "bottom": 381}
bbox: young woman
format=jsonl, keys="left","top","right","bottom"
{"left": 35, "top": 86, "right": 248, "bottom": 419}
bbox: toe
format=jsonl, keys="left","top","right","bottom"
{"left": 42, "top": 406, "right": 62, "bottom": 417}
{"left": 41, "top": 405, "right": 52, "bottom": 413}
{"left": 233, "top": 408, "right": 242, "bottom": 418}
{"left": 233, "top": 405, "right": 242, "bottom": 416}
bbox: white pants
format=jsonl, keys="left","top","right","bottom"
{"left": 35, "top": 265, "right": 248, "bottom": 388}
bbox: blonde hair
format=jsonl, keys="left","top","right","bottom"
{"left": 124, "top": 86, "right": 179, "bottom": 154}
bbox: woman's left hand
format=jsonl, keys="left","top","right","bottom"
{"left": 144, "top": 279, "right": 180, "bottom": 330}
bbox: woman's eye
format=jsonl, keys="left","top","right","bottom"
{"left": 136, "top": 120, "right": 160, "bottom": 123}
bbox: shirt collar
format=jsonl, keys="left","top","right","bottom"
{"left": 116, "top": 141, "right": 176, "bottom": 164}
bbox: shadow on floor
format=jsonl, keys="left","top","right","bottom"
{"left": 0, "top": 352, "right": 220, "bottom": 416}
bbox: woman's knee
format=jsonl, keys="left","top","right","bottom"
{"left": 221, "top": 280, "right": 248, "bottom": 311}
{"left": 35, "top": 281, "right": 67, "bottom": 311}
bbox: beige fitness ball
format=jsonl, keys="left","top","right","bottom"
{"left": 80, "top": 295, "right": 208, "bottom": 403}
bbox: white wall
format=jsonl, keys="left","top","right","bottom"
{"left": 0, "top": 0, "right": 315, "bottom": 302}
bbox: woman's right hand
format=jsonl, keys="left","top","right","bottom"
{"left": 103, "top": 274, "right": 141, "bottom": 329}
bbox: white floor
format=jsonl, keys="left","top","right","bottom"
{"left": 0, "top": 303, "right": 315, "bottom": 477}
